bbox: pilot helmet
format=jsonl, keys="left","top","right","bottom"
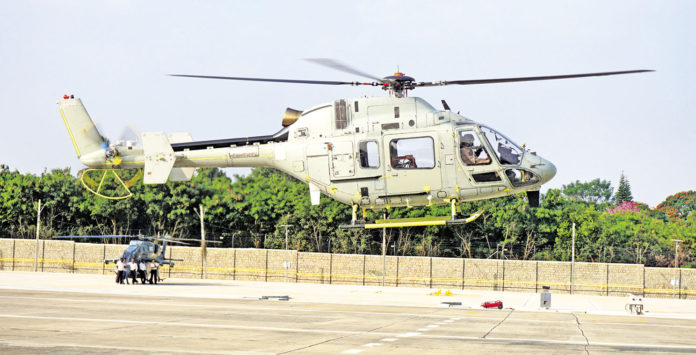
{"left": 462, "top": 133, "right": 475, "bottom": 145}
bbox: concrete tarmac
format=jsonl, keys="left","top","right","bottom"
{"left": 1, "top": 271, "right": 696, "bottom": 354}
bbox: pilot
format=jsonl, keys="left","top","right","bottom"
{"left": 460, "top": 134, "right": 490, "bottom": 165}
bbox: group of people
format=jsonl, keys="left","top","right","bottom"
{"left": 115, "top": 258, "right": 160, "bottom": 285}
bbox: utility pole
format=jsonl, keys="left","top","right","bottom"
{"left": 279, "top": 225, "right": 291, "bottom": 250}
{"left": 671, "top": 239, "right": 682, "bottom": 298}
{"left": 571, "top": 223, "right": 576, "bottom": 294}
{"left": 196, "top": 205, "right": 207, "bottom": 279}
{"left": 34, "top": 199, "right": 44, "bottom": 272}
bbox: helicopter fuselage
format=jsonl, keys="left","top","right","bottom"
{"left": 65, "top": 95, "right": 556, "bottom": 209}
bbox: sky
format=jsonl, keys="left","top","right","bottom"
{"left": 1, "top": 1, "right": 694, "bottom": 207}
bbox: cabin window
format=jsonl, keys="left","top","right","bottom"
{"left": 354, "top": 101, "right": 359, "bottom": 112}
{"left": 505, "top": 168, "right": 539, "bottom": 187}
{"left": 334, "top": 99, "right": 349, "bottom": 129}
{"left": 389, "top": 137, "right": 435, "bottom": 169}
{"left": 359, "top": 141, "right": 379, "bottom": 168}
{"left": 459, "top": 130, "right": 491, "bottom": 166}
{"left": 480, "top": 126, "right": 523, "bottom": 165}
{"left": 472, "top": 171, "right": 501, "bottom": 183}
{"left": 394, "top": 106, "right": 400, "bottom": 118}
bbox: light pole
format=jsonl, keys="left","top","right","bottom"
{"left": 571, "top": 222, "right": 576, "bottom": 294}
{"left": 671, "top": 239, "right": 682, "bottom": 298}
{"left": 34, "top": 199, "right": 44, "bottom": 272}
{"left": 279, "top": 224, "right": 292, "bottom": 250}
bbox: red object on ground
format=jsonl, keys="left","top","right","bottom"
{"left": 482, "top": 300, "right": 503, "bottom": 309}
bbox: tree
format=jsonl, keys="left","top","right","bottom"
{"left": 562, "top": 179, "right": 613, "bottom": 204}
{"left": 614, "top": 172, "right": 633, "bottom": 203}
{"left": 657, "top": 191, "right": 696, "bottom": 221}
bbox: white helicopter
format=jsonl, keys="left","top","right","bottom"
{"left": 58, "top": 59, "right": 652, "bottom": 228}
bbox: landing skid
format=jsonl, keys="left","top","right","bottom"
{"left": 339, "top": 209, "right": 484, "bottom": 229}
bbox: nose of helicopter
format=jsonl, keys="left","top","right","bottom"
{"left": 536, "top": 157, "right": 557, "bottom": 184}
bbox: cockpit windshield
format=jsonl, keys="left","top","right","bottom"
{"left": 480, "top": 126, "right": 523, "bottom": 165}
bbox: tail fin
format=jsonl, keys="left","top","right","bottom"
{"left": 58, "top": 96, "right": 106, "bottom": 157}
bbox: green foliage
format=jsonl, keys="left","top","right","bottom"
{"left": 562, "top": 178, "right": 613, "bottom": 204}
{"left": 1, "top": 165, "right": 695, "bottom": 267}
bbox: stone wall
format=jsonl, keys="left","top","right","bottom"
{"left": 432, "top": 257, "right": 463, "bottom": 289}
{"left": 1, "top": 238, "right": 694, "bottom": 299}
{"left": 398, "top": 256, "right": 431, "bottom": 288}
{"left": 330, "top": 254, "right": 364, "bottom": 285}
{"left": 0, "top": 239, "right": 15, "bottom": 270}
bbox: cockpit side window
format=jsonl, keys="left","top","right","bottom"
{"left": 480, "top": 126, "right": 523, "bottom": 165}
{"left": 459, "top": 130, "right": 491, "bottom": 166}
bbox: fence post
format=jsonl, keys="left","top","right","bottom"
{"left": 362, "top": 255, "right": 366, "bottom": 286}
{"left": 41, "top": 240, "right": 45, "bottom": 272}
{"left": 102, "top": 244, "right": 106, "bottom": 275}
{"left": 72, "top": 242, "right": 76, "bottom": 273}
{"left": 395, "top": 256, "right": 399, "bottom": 287}
{"left": 12, "top": 239, "right": 16, "bottom": 271}
{"left": 265, "top": 250, "right": 268, "bottom": 282}
{"left": 502, "top": 258, "right": 505, "bottom": 292}
{"left": 642, "top": 265, "right": 645, "bottom": 297}
{"left": 429, "top": 257, "right": 433, "bottom": 289}
{"left": 607, "top": 263, "right": 610, "bottom": 296}
{"left": 535, "top": 261, "right": 539, "bottom": 293}
{"left": 232, "top": 249, "right": 236, "bottom": 280}
{"left": 329, "top": 253, "right": 333, "bottom": 285}
{"left": 462, "top": 258, "right": 466, "bottom": 290}
{"left": 295, "top": 251, "right": 299, "bottom": 283}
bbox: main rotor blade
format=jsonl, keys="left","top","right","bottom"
{"left": 304, "top": 58, "right": 383, "bottom": 82}
{"left": 416, "top": 69, "right": 654, "bottom": 87}
{"left": 54, "top": 235, "right": 132, "bottom": 240}
{"left": 169, "top": 74, "right": 372, "bottom": 86}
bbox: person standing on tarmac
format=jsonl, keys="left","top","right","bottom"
{"left": 123, "top": 260, "right": 130, "bottom": 284}
{"left": 116, "top": 258, "right": 124, "bottom": 284}
{"left": 138, "top": 259, "right": 147, "bottom": 284}
{"left": 130, "top": 259, "right": 138, "bottom": 284}
{"left": 149, "top": 260, "right": 158, "bottom": 284}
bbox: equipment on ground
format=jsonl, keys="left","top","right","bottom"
{"left": 626, "top": 294, "right": 644, "bottom": 315}
{"left": 58, "top": 60, "right": 652, "bottom": 227}
{"left": 540, "top": 285, "right": 551, "bottom": 309}
{"left": 482, "top": 300, "right": 504, "bottom": 309}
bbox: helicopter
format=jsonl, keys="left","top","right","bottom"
{"left": 58, "top": 59, "right": 652, "bottom": 228}
{"left": 53, "top": 235, "right": 191, "bottom": 267}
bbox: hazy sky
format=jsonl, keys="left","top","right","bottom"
{"left": 1, "top": 1, "right": 694, "bottom": 207}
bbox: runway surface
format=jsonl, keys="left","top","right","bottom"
{"left": 1, "top": 272, "right": 696, "bottom": 354}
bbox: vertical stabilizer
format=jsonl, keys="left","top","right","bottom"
{"left": 57, "top": 97, "right": 106, "bottom": 157}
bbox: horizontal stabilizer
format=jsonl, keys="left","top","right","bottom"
{"left": 167, "top": 133, "right": 195, "bottom": 181}
{"left": 143, "top": 132, "right": 175, "bottom": 184}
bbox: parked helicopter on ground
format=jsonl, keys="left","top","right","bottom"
{"left": 58, "top": 59, "right": 652, "bottom": 228}
{"left": 53, "top": 234, "right": 202, "bottom": 267}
